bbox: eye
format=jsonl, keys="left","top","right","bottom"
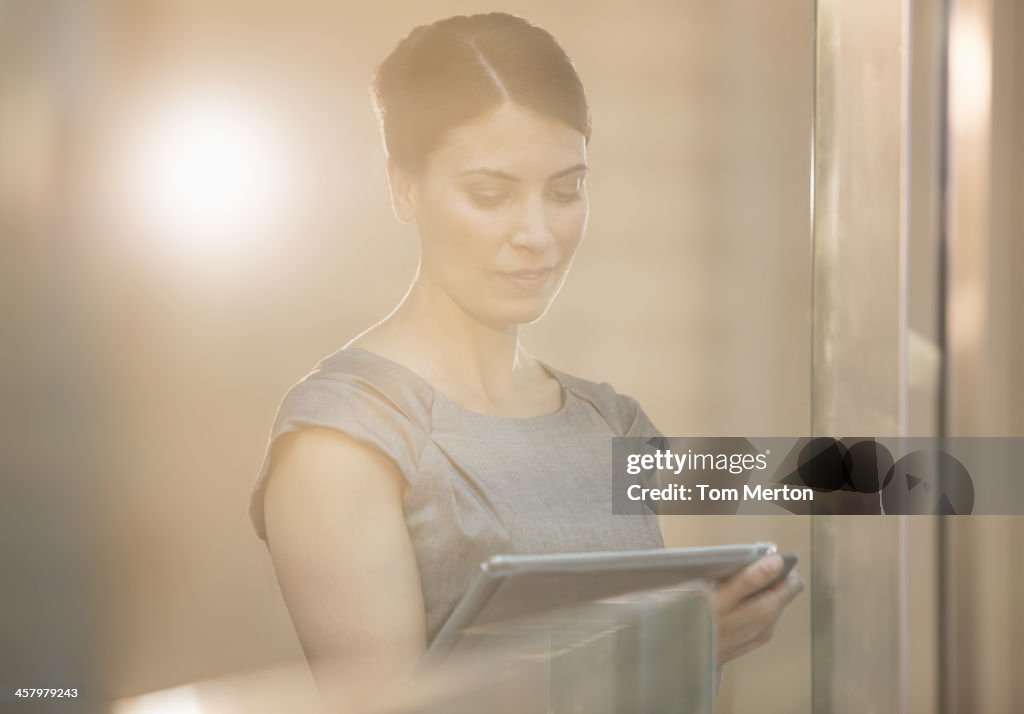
{"left": 548, "top": 189, "right": 582, "bottom": 204}
{"left": 468, "top": 190, "right": 510, "bottom": 208}
{"left": 548, "top": 177, "right": 584, "bottom": 204}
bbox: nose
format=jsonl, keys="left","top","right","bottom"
{"left": 508, "top": 193, "right": 555, "bottom": 254}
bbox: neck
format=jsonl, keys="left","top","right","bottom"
{"left": 385, "top": 273, "right": 530, "bottom": 398}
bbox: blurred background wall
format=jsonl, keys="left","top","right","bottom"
{"left": 940, "top": 0, "right": 1024, "bottom": 710}
{"left": 3, "top": 1, "right": 814, "bottom": 711}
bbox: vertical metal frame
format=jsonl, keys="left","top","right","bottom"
{"left": 811, "top": 0, "right": 911, "bottom": 712}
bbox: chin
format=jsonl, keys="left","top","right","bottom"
{"left": 486, "top": 294, "right": 555, "bottom": 327}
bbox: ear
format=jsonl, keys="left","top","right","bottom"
{"left": 386, "top": 158, "right": 418, "bottom": 224}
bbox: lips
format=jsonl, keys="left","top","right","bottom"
{"left": 500, "top": 268, "right": 553, "bottom": 290}
{"left": 508, "top": 268, "right": 551, "bottom": 279}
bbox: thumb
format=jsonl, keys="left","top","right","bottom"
{"left": 717, "top": 554, "right": 784, "bottom": 609}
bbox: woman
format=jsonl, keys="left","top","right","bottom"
{"left": 250, "top": 12, "right": 803, "bottom": 712}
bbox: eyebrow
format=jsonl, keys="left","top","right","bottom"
{"left": 456, "top": 163, "right": 588, "bottom": 181}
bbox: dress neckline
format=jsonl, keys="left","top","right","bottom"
{"left": 343, "top": 347, "right": 574, "bottom": 422}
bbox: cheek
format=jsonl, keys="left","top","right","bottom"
{"left": 552, "top": 202, "right": 589, "bottom": 254}
{"left": 423, "top": 192, "right": 511, "bottom": 253}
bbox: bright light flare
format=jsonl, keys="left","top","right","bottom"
{"left": 949, "top": 11, "right": 991, "bottom": 134}
{"left": 125, "top": 90, "right": 293, "bottom": 255}
{"left": 111, "top": 684, "right": 205, "bottom": 714}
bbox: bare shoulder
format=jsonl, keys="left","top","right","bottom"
{"left": 263, "top": 427, "right": 407, "bottom": 536}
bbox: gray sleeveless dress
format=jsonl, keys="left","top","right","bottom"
{"left": 249, "top": 347, "right": 664, "bottom": 643}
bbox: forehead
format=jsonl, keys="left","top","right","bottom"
{"left": 426, "top": 102, "right": 587, "bottom": 177}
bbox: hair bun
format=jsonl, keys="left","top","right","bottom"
{"left": 371, "top": 13, "right": 590, "bottom": 172}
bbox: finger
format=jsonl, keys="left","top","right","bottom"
{"left": 724, "top": 570, "right": 803, "bottom": 633}
{"left": 751, "top": 569, "right": 804, "bottom": 613}
{"left": 716, "top": 555, "right": 784, "bottom": 610}
{"left": 746, "top": 565, "right": 804, "bottom": 609}
{"left": 783, "top": 570, "right": 805, "bottom": 603}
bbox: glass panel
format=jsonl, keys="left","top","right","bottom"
{"left": 110, "top": 584, "right": 716, "bottom": 714}
{"left": 810, "top": 0, "right": 910, "bottom": 712}
{"left": 383, "top": 583, "right": 716, "bottom": 714}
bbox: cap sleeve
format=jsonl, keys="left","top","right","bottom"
{"left": 620, "top": 394, "right": 665, "bottom": 440}
{"left": 248, "top": 367, "right": 431, "bottom": 543}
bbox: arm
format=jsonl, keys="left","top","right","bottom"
{"left": 262, "top": 427, "right": 427, "bottom": 714}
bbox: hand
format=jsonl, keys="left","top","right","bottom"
{"left": 712, "top": 554, "right": 804, "bottom": 667}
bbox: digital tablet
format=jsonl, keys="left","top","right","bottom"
{"left": 424, "top": 542, "right": 795, "bottom": 663}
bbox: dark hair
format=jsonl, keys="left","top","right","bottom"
{"left": 371, "top": 13, "right": 591, "bottom": 172}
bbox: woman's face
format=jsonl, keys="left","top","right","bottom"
{"left": 395, "top": 102, "right": 589, "bottom": 328}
